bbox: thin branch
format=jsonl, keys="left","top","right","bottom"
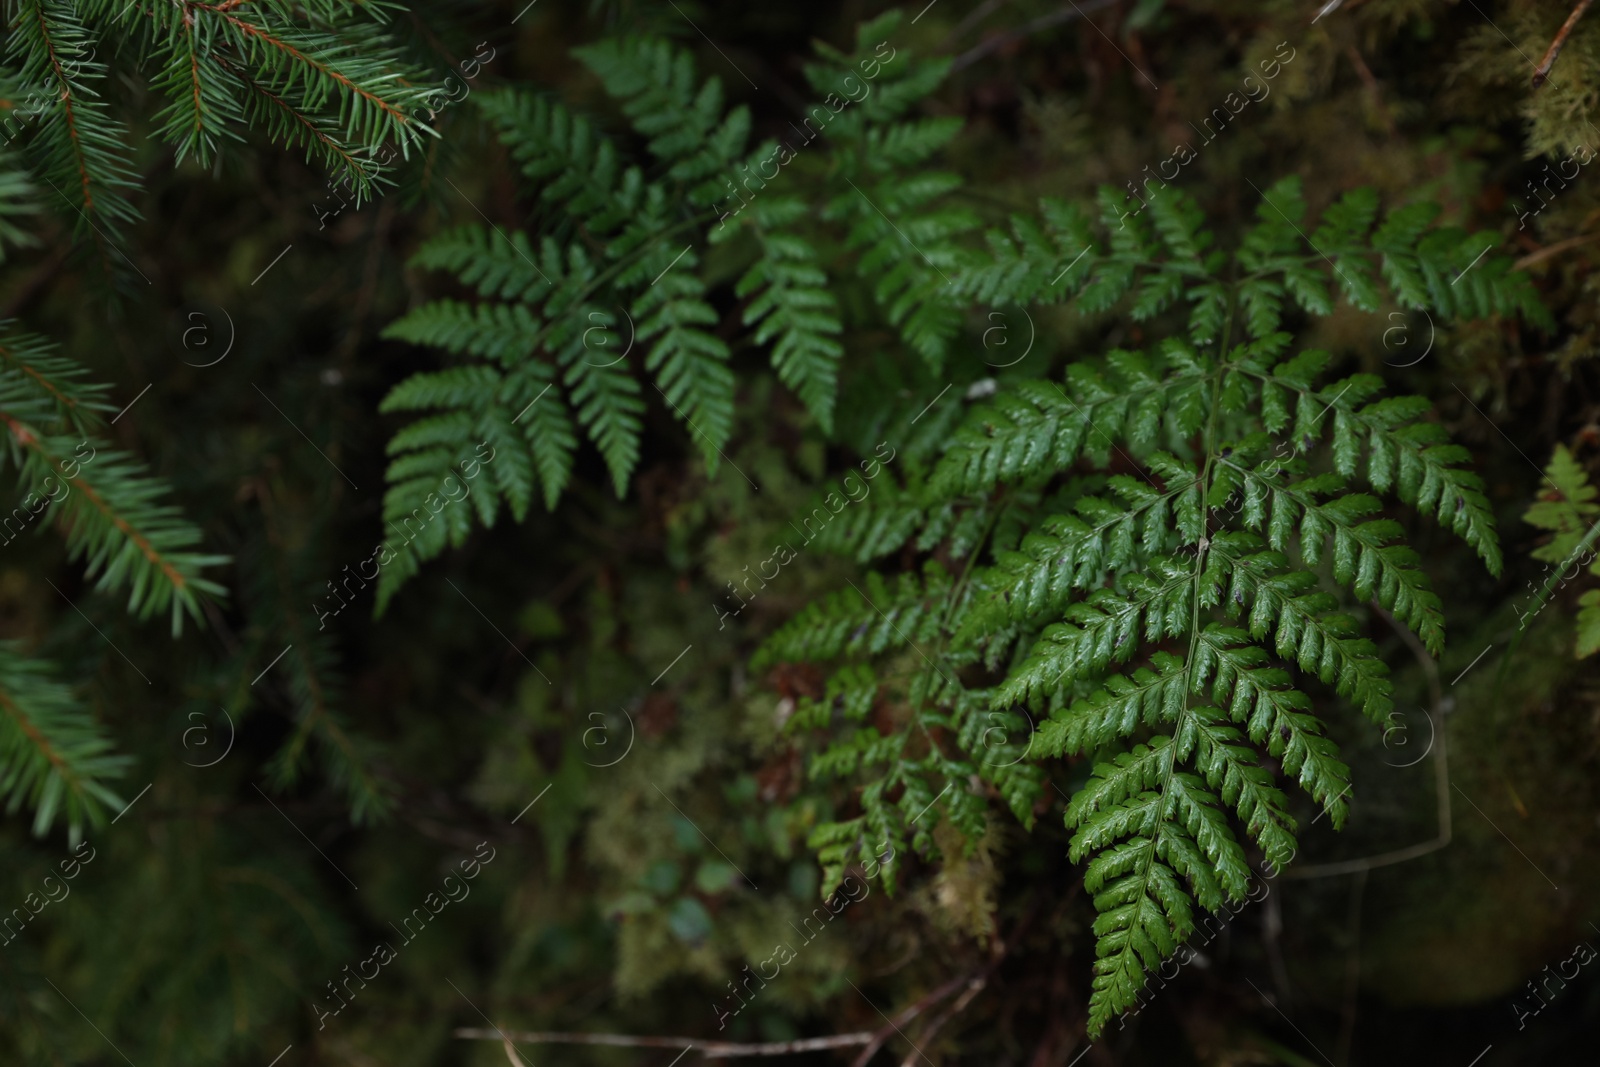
{"left": 498, "top": 1035, "right": 527, "bottom": 1067}
{"left": 1342, "top": 41, "right": 1396, "bottom": 137}
{"left": 228, "top": 58, "right": 374, "bottom": 184}
{"left": 455, "top": 970, "right": 992, "bottom": 1062}
{"left": 898, "top": 977, "right": 986, "bottom": 1067}
{"left": 0, "top": 332, "right": 86, "bottom": 417}
{"left": 197, "top": 7, "right": 415, "bottom": 126}
{"left": 0, "top": 414, "right": 190, "bottom": 591}
{"left": 871, "top": 902, "right": 1034, "bottom": 1066}
{"left": 849, "top": 973, "right": 972, "bottom": 1067}
{"left": 948, "top": 0, "right": 1119, "bottom": 74}
{"left": 33, "top": 4, "right": 95, "bottom": 215}
{"left": 1334, "top": 868, "right": 1368, "bottom": 1066}
{"left": 944, "top": 0, "right": 1010, "bottom": 45}
{"left": 0, "top": 242, "right": 71, "bottom": 321}
{"left": 453, "top": 1029, "right": 878, "bottom": 1058}
{"left": 1284, "top": 604, "right": 1452, "bottom": 879}
{"left": 1514, "top": 230, "right": 1600, "bottom": 270}
{"left": 1534, "top": 0, "right": 1596, "bottom": 88}
{"left": 456, "top": 911, "right": 1030, "bottom": 1063}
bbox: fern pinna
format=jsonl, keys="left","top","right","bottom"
{"left": 755, "top": 177, "right": 1547, "bottom": 1034}
{"left": 377, "top": 11, "right": 975, "bottom": 609}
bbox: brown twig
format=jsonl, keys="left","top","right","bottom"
{"left": 498, "top": 1034, "right": 528, "bottom": 1067}
{"left": 458, "top": 909, "right": 1034, "bottom": 1062}
{"left": 948, "top": 0, "right": 1120, "bottom": 74}
{"left": 333, "top": 197, "right": 396, "bottom": 364}
{"left": 0, "top": 241, "right": 70, "bottom": 320}
{"left": 453, "top": 1028, "right": 878, "bottom": 1058}
{"left": 944, "top": 0, "right": 1011, "bottom": 45}
{"left": 1514, "top": 230, "right": 1600, "bottom": 270}
{"left": 1535, "top": 0, "right": 1596, "bottom": 87}
{"left": 1343, "top": 40, "right": 1397, "bottom": 137}
{"left": 898, "top": 976, "right": 986, "bottom": 1067}
{"left": 874, "top": 899, "right": 1037, "bottom": 1066}
{"left": 848, "top": 973, "right": 973, "bottom": 1067}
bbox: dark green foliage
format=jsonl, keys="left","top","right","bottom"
{"left": 756, "top": 177, "right": 1542, "bottom": 1034}
{"left": 0, "top": 323, "right": 225, "bottom": 835}
{"left": 0, "top": 0, "right": 424, "bottom": 849}
{"left": 0, "top": 323, "right": 227, "bottom": 632}
{"left": 0, "top": 640, "right": 128, "bottom": 838}
{"left": 1, "top": 0, "right": 431, "bottom": 265}
{"left": 1524, "top": 444, "right": 1600, "bottom": 658}
{"left": 377, "top": 16, "right": 973, "bottom": 606}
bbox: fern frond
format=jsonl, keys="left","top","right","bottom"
{"left": 728, "top": 196, "right": 844, "bottom": 431}
{"left": 934, "top": 347, "right": 1210, "bottom": 498}
{"left": 1210, "top": 533, "right": 1394, "bottom": 723}
{"left": 574, "top": 36, "right": 750, "bottom": 205}
{"left": 1523, "top": 443, "right": 1599, "bottom": 563}
{"left": 1523, "top": 444, "right": 1600, "bottom": 658}
{"left": 756, "top": 175, "right": 1547, "bottom": 1036}
{"left": 476, "top": 89, "right": 630, "bottom": 230}
{"left": 753, "top": 564, "right": 952, "bottom": 670}
{"left": 812, "top": 22, "right": 976, "bottom": 371}
{"left": 636, "top": 291, "right": 734, "bottom": 467}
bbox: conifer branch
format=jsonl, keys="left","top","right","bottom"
{"left": 0, "top": 640, "right": 130, "bottom": 838}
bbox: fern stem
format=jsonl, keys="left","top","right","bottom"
{"left": 939, "top": 493, "right": 1007, "bottom": 637}
{"left": 1167, "top": 285, "right": 1235, "bottom": 863}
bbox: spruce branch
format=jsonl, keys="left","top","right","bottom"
{"left": 0, "top": 641, "right": 130, "bottom": 839}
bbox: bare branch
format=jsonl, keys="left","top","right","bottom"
{"left": 898, "top": 977, "right": 986, "bottom": 1067}
{"left": 849, "top": 974, "right": 972, "bottom": 1067}
{"left": 948, "top": 0, "right": 1119, "bottom": 74}
{"left": 453, "top": 1028, "right": 878, "bottom": 1058}
{"left": 1534, "top": 0, "right": 1596, "bottom": 88}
